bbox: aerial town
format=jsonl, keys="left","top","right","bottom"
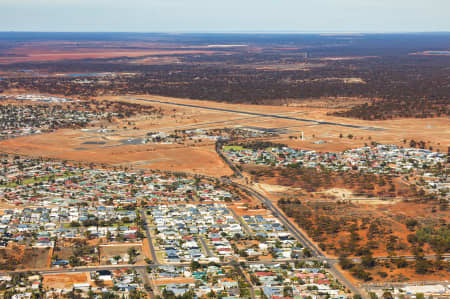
{"left": 0, "top": 154, "right": 350, "bottom": 298}
{"left": 0, "top": 90, "right": 446, "bottom": 298}
{"left": 0, "top": 28, "right": 448, "bottom": 299}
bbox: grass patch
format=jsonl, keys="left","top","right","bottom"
{"left": 1, "top": 172, "right": 80, "bottom": 187}
{"left": 156, "top": 251, "right": 164, "bottom": 263}
{"left": 223, "top": 145, "right": 247, "bottom": 151}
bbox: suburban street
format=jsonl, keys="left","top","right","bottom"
{"left": 216, "top": 141, "right": 369, "bottom": 297}
{"left": 140, "top": 209, "right": 159, "bottom": 265}
{"left": 198, "top": 236, "right": 215, "bottom": 257}
{"left": 0, "top": 141, "right": 442, "bottom": 299}
{"left": 229, "top": 206, "right": 254, "bottom": 236}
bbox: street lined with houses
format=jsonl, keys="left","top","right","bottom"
{"left": 0, "top": 155, "right": 357, "bottom": 298}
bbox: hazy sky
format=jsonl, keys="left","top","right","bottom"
{"left": 1, "top": 0, "right": 449, "bottom": 32}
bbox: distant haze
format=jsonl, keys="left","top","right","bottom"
{"left": 1, "top": 0, "right": 450, "bottom": 32}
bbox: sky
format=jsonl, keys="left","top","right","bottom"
{"left": 1, "top": 0, "right": 449, "bottom": 33}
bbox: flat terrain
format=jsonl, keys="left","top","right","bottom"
{"left": 0, "top": 41, "right": 228, "bottom": 64}
{"left": 99, "top": 243, "right": 145, "bottom": 265}
{"left": 0, "top": 32, "right": 447, "bottom": 298}
{"left": 251, "top": 167, "right": 448, "bottom": 253}
{"left": 0, "top": 95, "right": 447, "bottom": 177}
{"left": 42, "top": 272, "right": 92, "bottom": 289}
{"left": 110, "top": 95, "right": 450, "bottom": 152}
{"left": 0, "top": 246, "right": 51, "bottom": 270}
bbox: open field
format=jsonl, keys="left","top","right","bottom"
{"left": 0, "top": 94, "right": 447, "bottom": 178}
{"left": 0, "top": 130, "right": 232, "bottom": 176}
{"left": 337, "top": 262, "right": 450, "bottom": 286}
{"left": 107, "top": 95, "right": 450, "bottom": 152}
{"left": 253, "top": 182, "right": 450, "bottom": 283}
{"left": 252, "top": 174, "right": 448, "bottom": 257}
{"left": 228, "top": 203, "right": 271, "bottom": 216}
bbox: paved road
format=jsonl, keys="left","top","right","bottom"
{"left": 232, "top": 261, "right": 256, "bottom": 299}
{"left": 140, "top": 210, "right": 159, "bottom": 265}
{"left": 0, "top": 259, "right": 327, "bottom": 277}
{"left": 254, "top": 185, "right": 362, "bottom": 294}
{"left": 229, "top": 206, "right": 254, "bottom": 237}
{"left": 198, "top": 236, "right": 214, "bottom": 257}
{"left": 1, "top": 150, "right": 442, "bottom": 297}
{"left": 238, "top": 184, "right": 363, "bottom": 296}
{"left": 216, "top": 141, "right": 244, "bottom": 178}
{"left": 138, "top": 268, "right": 156, "bottom": 299}
{"left": 216, "top": 141, "right": 324, "bottom": 257}
{"left": 132, "top": 111, "right": 305, "bottom": 133}
{"left": 215, "top": 143, "right": 363, "bottom": 295}
{"left": 127, "top": 97, "right": 384, "bottom": 131}
{"left": 2, "top": 253, "right": 447, "bottom": 276}
{"left": 239, "top": 183, "right": 324, "bottom": 256}
{"left": 1, "top": 253, "right": 445, "bottom": 299}
{"left": 215, "top": 142, "right": 450, "bottom": 297}
{"left": 215, "top": 145, "right": 450, "bottom": 259}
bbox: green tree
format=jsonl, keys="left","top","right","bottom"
{"left": 361, "top": 252, "right": 376, "bottom": 268}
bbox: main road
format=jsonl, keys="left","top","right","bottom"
{"left": 140, "top": 209, "right": 159, "bottom": 265}
{"left": 126, "top": 97, "right": 384, "bottom": 131}
{"left": 215, "top": 142, "right": 364, "bottom": 295}
{"left": 236, "top": 182, "right": 363, "bottom": 295}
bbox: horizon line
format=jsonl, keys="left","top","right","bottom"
{"left": 0, "top": 30, "right": 450, "bottom": 34}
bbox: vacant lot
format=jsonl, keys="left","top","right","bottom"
{"left": 228, "top": 203, "right": 270, "bottom": 216}
{"left": 153, "top": 278, "right": 196, "bottom": 286}
{"left": 21, "top": 247, "right": 51, "bottom": 269}
{"left": 52, "top": 246, "right": 73, "bottom": 261}
{"left": 42, "top": 272, "right": 91, "bottom": 289}
{"left": 99, "top": 243, "right": 145, "bottom": 265}
{"left": 0, "top": 246, "right": 50, "bottom": 270}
